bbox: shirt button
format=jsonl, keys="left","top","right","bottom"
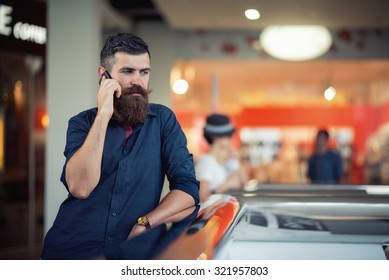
{"left": 120, "top": 165, "right": 125, "bottom": 170}
{"left": 112, "top": 212, "right": 117, "bottom": 217}
{"left": 107, "top": 235, "right": 112, "bottom": 240}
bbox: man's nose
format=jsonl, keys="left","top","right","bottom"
{"left": 130, "top": 72, "right": 141, "bottom": 85}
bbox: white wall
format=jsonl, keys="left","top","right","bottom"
{"left": 44, "top": 0, "right": 101, "bottom": 233}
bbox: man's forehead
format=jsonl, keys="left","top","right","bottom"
{"left": 111, "top": 52, "right": 150, "bottom": 68}
{"left": 114, "top": 51, "right": 149, "bottom": 61}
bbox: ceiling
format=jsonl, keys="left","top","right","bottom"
{"left": 154, "top": 0, "right": 389, "bottom": 29}
{"left": 110, "top": 0, "right": 389, "bottom": 29}
{"left": 107, "top": 0, "right": 389, "bottom": 113}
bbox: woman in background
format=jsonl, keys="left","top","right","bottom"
{"left": 195, "top": 114, "right": 247, "bottom": 202}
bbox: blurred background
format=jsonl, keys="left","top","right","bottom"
{"left": 0, "top": 0, "right": 388, "bottom": 259}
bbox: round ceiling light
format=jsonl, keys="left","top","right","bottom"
{"left": 259, "top": 25, "right": 333, "bottom": 61}
{"left": 324, "top": 86, "right": 336, "bottom": 101}
{"left": 245, "top": 9, "right": 260, "bottom": 20}
{"left": 172, "top": 79, "right": 189, "bottom": 95}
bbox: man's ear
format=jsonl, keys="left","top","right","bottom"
{"left": 98, "top": 66, "right": 105, "bottom": 77}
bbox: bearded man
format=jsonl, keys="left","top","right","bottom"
{"left": 41, "top": 33, "right": 199, "bottom": 260}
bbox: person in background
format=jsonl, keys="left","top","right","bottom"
{"left": 307, "top": 129, "right": 344, "bottom": 184}
{"left": 195, "top": 114, "right": 247, "bottom": 202}
{"left": 41, "top": 33, "right": 199, "bottom": 260}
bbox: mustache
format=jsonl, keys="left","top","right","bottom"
{"left": 120, "top": 86, "right": 151, "bottom": 97}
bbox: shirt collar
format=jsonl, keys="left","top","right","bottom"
{"left": 148, "top": 105, "right": 157, "bottom": 117}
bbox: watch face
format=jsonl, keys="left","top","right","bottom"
{"left": 137, "top": 216, "right": 151, "bottom": 229}
{"left": 138, "top": 216, "right": 148, "bottom": 225}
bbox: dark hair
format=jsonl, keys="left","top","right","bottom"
{"left": 203, "top": 114, "right": 235, "bottom": 145}
{"left": 317, "top": 129, "right": 329, "bottom": 140}
{"left": 100, "top": 33, "right": 150, "bottom": 70}
{"left": 204, "top": 135, "right": 215, "bottom": 145}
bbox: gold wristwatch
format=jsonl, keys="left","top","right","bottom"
{"left": 137, "top": 216, "right": 151, "bottom": 230}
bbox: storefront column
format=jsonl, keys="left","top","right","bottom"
{"left": 44, "top": 0, "right": 101, "bottom": 233}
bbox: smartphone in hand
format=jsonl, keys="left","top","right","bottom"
{"left": 99, "top": 70, "right": 112, "bottom": 85}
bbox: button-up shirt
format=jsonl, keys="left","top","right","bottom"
{"left": 41, "top": 104, "right": 199, "bottom": 259}
{"left": 307, "top": 150, "right": 343, "bottom": 183}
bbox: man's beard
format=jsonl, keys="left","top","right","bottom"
{"left": 113, "top": 85, "right": 151, "bottom": 127}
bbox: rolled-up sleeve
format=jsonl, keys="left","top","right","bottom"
{"left": 60, "top": 110, "right": 95, "bottom": 190}
{"left": 160, "top": 107, "right": 200, "bottom": 204}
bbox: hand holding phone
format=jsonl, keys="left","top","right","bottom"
{"left": 97, "top": 69, "right": 118, "bottom": 118}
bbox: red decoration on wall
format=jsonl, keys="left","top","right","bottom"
{"left": 221, "top": 41, "right": 238, "bottom": 55}
{"left": 244, "top": 35, "right": 257, "bottom": 46}
{"left": 337, "top": 29, "right": 353, "bottom": 43}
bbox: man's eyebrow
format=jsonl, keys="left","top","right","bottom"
{"left": 119, "top": 67, "right": 151, "bottom": 71}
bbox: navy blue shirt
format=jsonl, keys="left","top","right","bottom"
{"left": 307, "top": 150, "right": 343, "bottom": 184}
{"left": 41, "top": 104, "right": 199, "bottom": 259}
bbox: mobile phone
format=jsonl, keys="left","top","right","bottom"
{"left": 99, "top": 70, "right": 112, "bottom": 85}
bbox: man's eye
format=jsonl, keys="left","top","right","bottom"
{"left": 141, "top": 70, "right": 150, "bottom": 76}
